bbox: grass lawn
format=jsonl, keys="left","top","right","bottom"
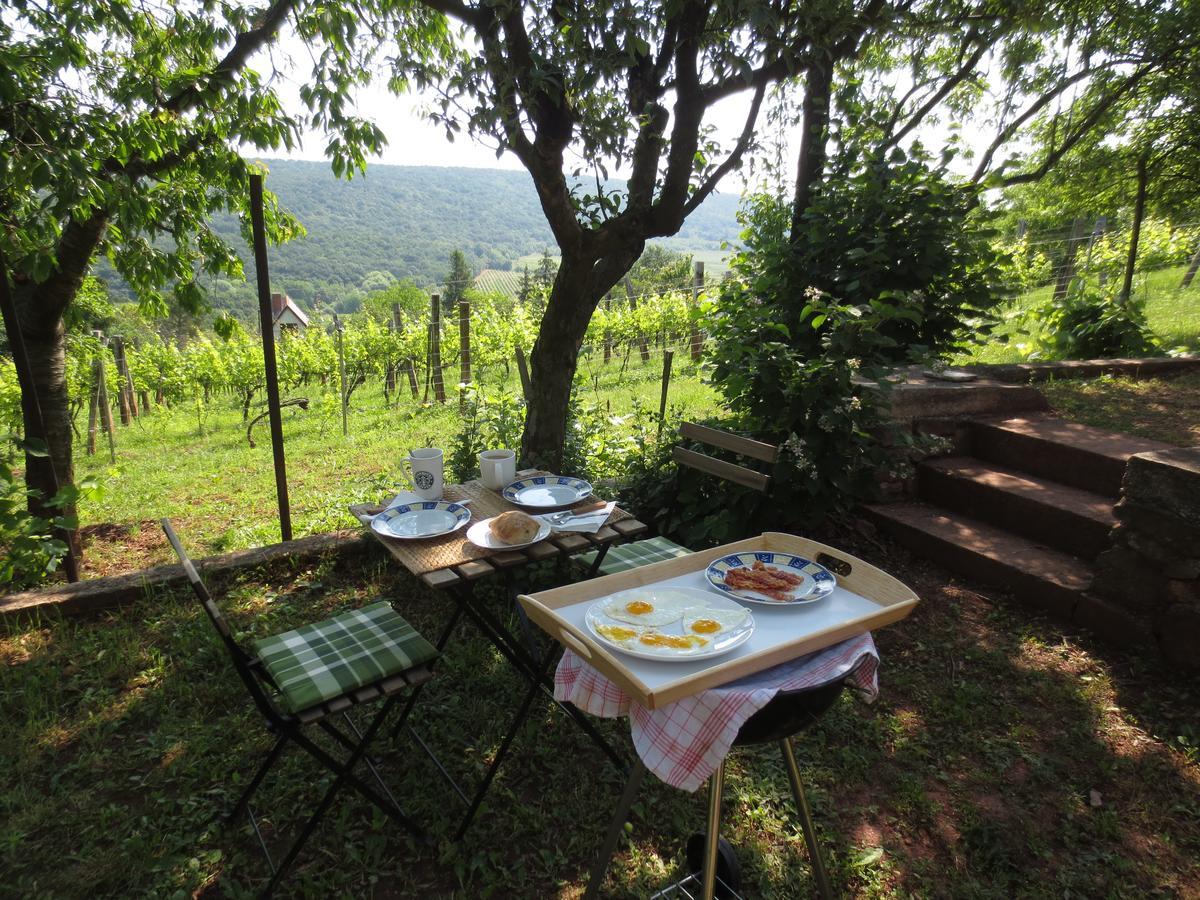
{"left": 2, "top": 531, "right": 1197, "bottom": 898}
{"left": 1042, "top": 372, "right": 1200, "bottom": 447}
{"left": 72, "top": 351, "right": 719, "bottom": 579}
{"left": 956, "top": 263, "right": 1200, "bottom": 366}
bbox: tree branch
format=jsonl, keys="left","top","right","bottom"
{"left": 881, "top": 32, "right": 988, "bottom": 151}
{"left": 993, "top": 65, "right": 1153, "bottom": 188}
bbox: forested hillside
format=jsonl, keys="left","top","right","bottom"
{"left": 98, "top": 159, "right": 740, "bottom": 316}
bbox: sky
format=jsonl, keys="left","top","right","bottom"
{"left": 262, "top": 30, "right": 987, "bottom": 189}
{"left": 264, "top": 32, "right": 811, "bottom": 188}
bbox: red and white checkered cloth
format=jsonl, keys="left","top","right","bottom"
{"left": 555, "top": 633, "right": 878, "bottom": 792}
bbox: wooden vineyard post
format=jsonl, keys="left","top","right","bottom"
{"left": 334, "top": 313, "right": 348, "bottom": 436}
{"left": 1053, "top": 216, "right": 1089, "bottom": 302}
{"left": 86, "top": 357, "right": 100, "bottom": 456}
{"left": 93, "top": 331, "right": 117, "bottom": 463}
{"left": 603, "top": 298, "right": 612, "bottom": 364}
{"left": 384, "top": 319, "right": 397, "bottom": 401}
{"left": 406, "top": 359, "right": 420, "bottom": 398}
{"left": 459, "top": 297, "right": 471, "bottom": 409}
{"left": 658, "top": 349, "right": 674, "bottom": 438}
{"left": 430, "top": 294, "right": 446, "bottom": 404}
{"left": 689, "top": 261, "right": 704, "bottom": 362}
{"left": 624, "top": 277, "right": 651, "bottom": 363}
{"left": 110, "top": 335, "right": 133, "bottom": 424}
{"left": 515, "top": 345, "right": 532, "bottom": 400}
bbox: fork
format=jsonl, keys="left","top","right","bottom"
{"left": 546, "top": 505, "right": 605, "bottom": 525}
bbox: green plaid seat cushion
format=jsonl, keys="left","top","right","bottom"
{"left": 579, "top": 535, "right": 692, "bottom": 575}
{"left": 253, "top": 601, "right": 437, "bottom": 714}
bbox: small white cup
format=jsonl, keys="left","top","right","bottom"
{"left": 402, "top": 448, "right": 444, "bottom": 500}
{"left": 479, "top": 449, "right": 517, "bottom": 491}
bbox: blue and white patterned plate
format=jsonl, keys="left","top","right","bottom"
{"left": 371, "top": 501, "right": 471, "bottom": 540}
{"left": 706, "top": 551, "right": 836, "bottom": 605}
{"left": 501, "top": 475, "right": 593, "bottom": 508}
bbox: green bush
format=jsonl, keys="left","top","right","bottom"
{"left": 707, "top": 148, "right": 1003, "bottom": 525}
{"left": 1027, "top": 282, "right": 1160, "bottom": 359}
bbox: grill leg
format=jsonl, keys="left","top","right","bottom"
{"left": 781, "top": 738, "right": 834, "bottom": 900}
{"left": 700, "top": 760, "right": 726, "bottom": 900}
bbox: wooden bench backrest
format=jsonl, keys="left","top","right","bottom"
{"left": 671, "top": 422, "right": 780, "bottom": 495}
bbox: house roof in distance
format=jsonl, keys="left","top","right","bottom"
{"left": 270, "top": 292, "right": 309, "bottom": 326}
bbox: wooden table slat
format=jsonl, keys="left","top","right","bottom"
{"left": 588, "top": 525, "right": 620, "bottom": 544}
{"left": 455, "top": 559, "right": 496, "bottom": 580}
{"left": 421, "top": 568, "right": 462, "bottom": 589}
{"left": 525, "top": 542, "right": 560, "bottom": 562}
{"left": 550, "top": 533, "right": 593, "bottom": 554}
{"left": 613, "top": 518, "right": 647, "bottom": 536}
{"left": 489, "top": 550, "right": 529, "bottom": 568}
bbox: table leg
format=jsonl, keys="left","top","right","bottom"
{"left": 454, "top": 642, "right": 556, "bottom": 840}
{"left": 583, "top": 758, "right": 647, "bottom": 900}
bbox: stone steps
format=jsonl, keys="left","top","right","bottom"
{"left": 917, "top": 456, "right": 1115, "bottom": 560}
{"left": 862, "top": 502, "right": 1093, "bottom": 619}
{"left": 970, "top": 414, "right": 1173, "bottom": 498}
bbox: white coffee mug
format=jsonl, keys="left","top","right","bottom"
{"left": 479, "top": 449, "right": 517, "bottom": 491}
{"left": 402, "top": 448, "right": 444, "bottom": 500}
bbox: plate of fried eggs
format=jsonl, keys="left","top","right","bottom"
{"left": 585, "top": 587, "right": 755, "bottom": 661}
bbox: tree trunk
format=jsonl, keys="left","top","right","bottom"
{"left": 1120, "top": 155, "right": 1150, "bottom": 304}
{"left": 790, "top": 57, "right": 835, "bottom": 241}
{"left": 15, "top": 314, "right": 81, "bottom": 562}
{"left": 521, "top": 248, "right": 641, "bottom": 469}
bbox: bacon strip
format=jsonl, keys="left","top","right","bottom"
{"left": 724, "top": 561, "right": 805, "bottom": 602}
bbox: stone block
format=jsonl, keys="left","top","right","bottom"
{"left": 1089, "top": 547, "right": 1166, "bottom": 611}
{"left": 1165, "top": 579, "right": 1200, "bottom": 607}
{"left": 1112, "top": 501, "right": 1200, "bottom": 558}
{"left": 1121, "top": 449, "right": 1200, "bottom": 528}
{"left": 1074, "top": 593, "right": 1154, "bottom": 649}
{"left": 1155, "top": 604, "right": 1200, "bottom": 671}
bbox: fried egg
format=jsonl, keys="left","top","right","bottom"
{"left": 594, "top": 623, "right": 643, "bottom": 646}
{"left": 601, "top": 590, "right": 705, "bottom": 627}
{"left": 636, "top": 631, "right": 709, "bottom": 651}
{"left": 682, "top": 607, "right": 750, "bottom": 637}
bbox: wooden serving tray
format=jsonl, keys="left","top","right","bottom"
{"left": 518, "top": 532, "right": 919, "bottom": 709}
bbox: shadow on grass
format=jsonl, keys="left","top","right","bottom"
{"left": 2, "top": 540, "right": 1198, "bottom": 898}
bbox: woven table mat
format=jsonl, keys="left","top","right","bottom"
{"left": 352, "top": 474, "right": 630, "bottom": 577}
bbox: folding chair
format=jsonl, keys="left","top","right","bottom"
{"left": 161, "top": 519, "right": 440, "bottom": 898}
{"left": 580, "top": 422, "right": 781, "bottom": 576}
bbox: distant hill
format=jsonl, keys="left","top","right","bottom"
{"left": 99, "top": 159, "right": 743, "bottom": 316}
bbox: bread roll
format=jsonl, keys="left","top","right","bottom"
{"left": 490, "top": 510, "right": 540, "bottom": 545}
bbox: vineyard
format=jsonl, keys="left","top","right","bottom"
{"left": 0, "top": 286, "right": 720, "bottom": 576}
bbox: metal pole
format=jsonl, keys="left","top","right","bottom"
{"left": 248, "top": 173, "right": 293, "bottom": 542}
{"left": 0, "top": 247, "right": 80, "bottom": 582}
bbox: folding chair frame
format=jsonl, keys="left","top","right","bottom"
{"left": 161, "top": 519, "right": 435, "bottom": 898}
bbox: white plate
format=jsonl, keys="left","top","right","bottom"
{"left": 465, "top": 516, "right": 552, "bottom": 550}
{"left": 706, "top": 551, "right": 836, "bottom": 605}
{"left": 585, "top": 586, "right": 755, "bottom": 661}
{"left": 502, "top": 475, "right": 592, "bottom": 508}
{"left": 371, "top": 501, "right": 471, "bottom": 540}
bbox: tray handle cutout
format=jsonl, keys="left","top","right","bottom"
{"left": 815, "top": 552, "right": 852, "bottom": 578}
{"left": 556, "top": 625, "right": 593, "bottom": 661}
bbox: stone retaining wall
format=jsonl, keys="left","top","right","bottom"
{"left": 1089, "top": 448, "right": 1200, "bottom": 670}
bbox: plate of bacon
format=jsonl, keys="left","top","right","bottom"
{"left": 705, "top": 551, "right": 837, "bottom": 605}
